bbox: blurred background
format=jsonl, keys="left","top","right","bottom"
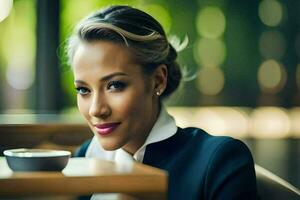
{"left": 0, "top": 0, "right": 299, "bottom": 189}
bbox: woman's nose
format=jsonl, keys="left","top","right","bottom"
{"left": 88, "top": 95, "right": 111, "bottom": 119}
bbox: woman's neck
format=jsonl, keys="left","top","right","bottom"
{"left": 122, "top": 102, "right": 161, "bottom": 156}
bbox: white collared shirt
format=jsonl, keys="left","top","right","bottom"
{"left": 85, "top": 105, "right": 178, "bottom": 163}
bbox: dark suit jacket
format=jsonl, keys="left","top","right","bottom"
{"left": 75, "top": 127, "right": 258, "bottom": 200}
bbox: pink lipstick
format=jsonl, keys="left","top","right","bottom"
{"left": 94, "top": 122, "right": 120, "bottom": 136}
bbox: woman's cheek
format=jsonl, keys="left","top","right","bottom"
{"left": 77, "top": 97, "right": 90, "bottom": 118}
{"left": 109, "top": 91, "right": 140, "bottom": 115}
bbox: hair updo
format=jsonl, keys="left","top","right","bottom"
{"left": 67, "top": 5, "right": 182, "bottom": 98}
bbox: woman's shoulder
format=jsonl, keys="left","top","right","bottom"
{"left": 172, "top": 127, "right": 254, "bottom": 164}
{"left": 145, "top": 127, "right": 257, "bottom": 199}
{"left": 176, "top": 127, "right": 242, "bottom": 149}
{"left": 146, "top": 126, "right": 253, "bottom": 165}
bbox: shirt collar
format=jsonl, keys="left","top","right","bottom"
{"left": 85, "top": 105, "right": 178, "bottom": 162}
{"left": 132, "top": 105, "right": 177, "bottom": 161}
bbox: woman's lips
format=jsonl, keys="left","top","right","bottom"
{"left": 94, "top": 122, "right": 121, "bottom": 136}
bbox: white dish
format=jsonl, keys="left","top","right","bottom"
{"left": 4, "top": 148, "right": 71, "bottom": 171}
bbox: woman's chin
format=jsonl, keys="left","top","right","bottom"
{"left": 96, "top": 137, "right": 123, "bottom": 151}
{"left": 101, "top": 145, "right": 119, "bottom": 151}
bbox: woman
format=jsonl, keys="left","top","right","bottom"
{"left": 67, "top": 5, "right": 258, "bottom": 200}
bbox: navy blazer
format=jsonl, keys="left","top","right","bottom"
{"left": 75, "top": 127, "right": 258, "bottom": 200}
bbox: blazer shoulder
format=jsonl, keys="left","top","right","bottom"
{"left": 203, "top": 137, "right": 257, "bottom": 199}
{"left": 206, "top": 137, "right": 254, "bottom": 167}
{"left": 179, "top": 127, "right": 239, "bottom": 155}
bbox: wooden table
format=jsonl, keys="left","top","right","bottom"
{"left": 0, "top": 157, "right": 167, "bottom": 199}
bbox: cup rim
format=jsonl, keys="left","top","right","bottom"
{"left": 3, "top": 148, "right": 71, "bottom": 158}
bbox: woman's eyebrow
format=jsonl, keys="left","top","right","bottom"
{"left": 74, "top": 80, "right": 87, "bottom": 85}
{"left": 100, "top": 72, "right": 129, "bottom": 82}
{"left": 74, "top": 72, "right": 129, "bottom": 84}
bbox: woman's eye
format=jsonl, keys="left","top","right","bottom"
{"left": 107, "top": 81, "right": 126, "bottom": 91}
{"left": 75, "top": 87, "right": 90, "bottom": 95}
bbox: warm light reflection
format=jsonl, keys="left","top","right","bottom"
{"left": 196, "top": 67, "right": 225, "bottom": 96}
{"left": 258, "top": 59, "right": 286, "bottom": 93}
{"left": 289, "top": 108, "right": 300, "bottom": 137}
{"left": 250, "top": 107, "right": 290, "bottom": 138}
{"left": 167, "top": 107, "right": 227, "bottom": 134}
{"left": 167, "top": 107, "right": 198, "bottom": 128}
{"left": 259, "top": 31, "right": 286, "bottom": 59}
{"left": 194, "top": 108, "right": 249, "bottom": 137}
{"left": 167, "top": 107, "right": 249, "bottom": 137}
{"left": 167, "top": 106, "right": 300, "bottom": 138}
{"left": 259, "top": 0, "right": 283, "bottom": 27}
{"left": 194, "top": 38, "right": 226, "bottom": 67}
{"left": 194, "top": 108, "right": 226, "bottom": 135}
{"left": 0, "top": 0, "right": 13, "bottom": 22}
{"left": 214, "top": 107, "right": 249, "bottom": 137}
{"left": 196, "top": 6, "right": 226, "bottom": 38}
{"left": 2, "top": 107, "right": 299, "bottom": 139}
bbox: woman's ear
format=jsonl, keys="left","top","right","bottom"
{"left": 153, "top": 64, "right": 168, "bottom": 96}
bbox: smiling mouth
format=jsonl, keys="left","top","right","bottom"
{"left": 94, "top": 122, "right": 121, "bottom": 136}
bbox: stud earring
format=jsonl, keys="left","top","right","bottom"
{"left": 156, "top": 91, "right": 161, "bottom": 96}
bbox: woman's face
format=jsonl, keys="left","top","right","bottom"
{"left": 72, "top": 41, "right": 162, "bottom": 154}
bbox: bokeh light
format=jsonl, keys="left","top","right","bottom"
{"left": 194, "top": 107, "right": 249, "bottom": 137}
{"left": 194, "top": 108, "right": 226, "bottom": 135}
{"left": 290, "top": 108, "right": 300, "bottom": 137}
{"left": 259, "top": 31, "right": 286, "bottom": 59}
{"left": 196, "top": 6, "right": 226, "bottom": 38}
{"left": 168, "top": 107, "right": 249, "bottom": 137}
{"left": 6, "top": 63, "right": 35, "bottom": 90}
{"left": 258, "top": 59, "right": 286, "bottom": 93}
{"left": 0, "top": 0, "right": 13, "bottom": 22}
{"left": 194, "top": 38, "right": 226, "bottom": 67}
{"left": 196, "top": 67, "right": 225, "bottom": 96}
{"left": 259, "top": 0, "right": 283, "bottom": 27}
{"left": 222, "top": 107, "right": 249, "bottom": 137}
{"left": 250, "top": 107, "right": 290, "bottom": 138}
{"left": 167, "top": 107, "right": 198, "bottom": 128}
{"left": 2, "top": 0, "right": 36, "bottom": 90}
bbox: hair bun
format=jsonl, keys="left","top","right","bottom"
{"left": 166, "top": 44, "right": 177, "bottom": 63}
{"left": 163, "top": 45, "right": 181, "bottom": 97}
